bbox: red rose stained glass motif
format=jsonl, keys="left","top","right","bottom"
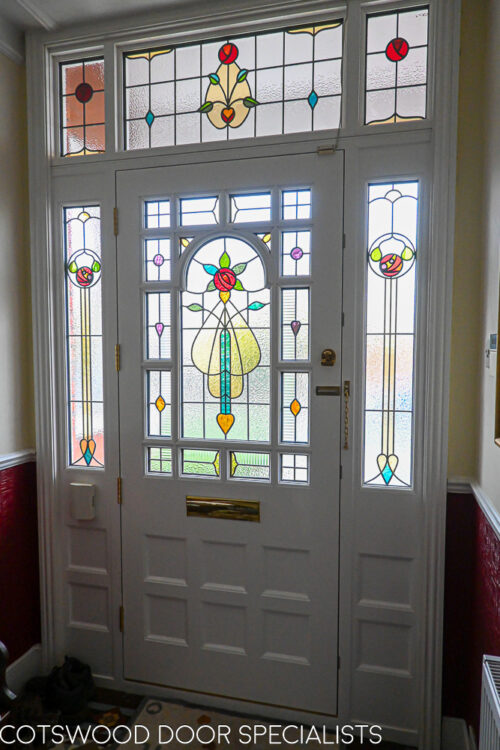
{"left": 60, "top": 58, "right": 105, "bottom": 156}
{"left": 385, "top": 37, "right": 409, "bottom": 62}
{"left": 75, "top": 82, "right": 93, "bottom": 103}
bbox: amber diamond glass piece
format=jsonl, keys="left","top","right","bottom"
{"left": 155, "top": 395, "right": 166, "bottom": 413}
{"left": 290, "top": 398, "right": 301, "bottom": 416}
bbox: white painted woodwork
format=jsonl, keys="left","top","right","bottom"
{"left": 117, "top": 153, "right": 342, "bottom": 714}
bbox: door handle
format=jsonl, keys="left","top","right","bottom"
{"left": 321, "top": 348, "right": 336, "bottom": 366}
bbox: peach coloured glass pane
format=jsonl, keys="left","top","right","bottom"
{"left": 60, "top": 58, "right": 105, "bottom": 156}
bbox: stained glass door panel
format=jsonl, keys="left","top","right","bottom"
{"left": 117, "top": 152, "right": 343, "bottom": 715}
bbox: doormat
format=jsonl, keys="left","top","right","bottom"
{"left": 119, "top": 697, "right": 339, "bottom": 748}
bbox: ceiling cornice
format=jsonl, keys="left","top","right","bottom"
{"left": 14, "top": 0, "right": 56, "bottom": 30}
{"left": 0, "top": 13, "right": 24, "bottom": 63}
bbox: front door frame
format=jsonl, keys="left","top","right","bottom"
{"left": 27, "top": 1, "right": 461, "bottom": 746}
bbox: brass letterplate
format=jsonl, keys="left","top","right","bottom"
{"left": 186, "top": 496, "right": 260, "bottom": 522}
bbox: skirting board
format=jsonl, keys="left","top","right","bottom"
{"left": 442, "top": 717, "right": 476, "bottom": 750}
{"left": 6, "top": 644, "right": 42, "bottom": 695}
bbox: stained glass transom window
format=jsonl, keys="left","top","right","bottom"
{"left": 363, "top": 182, "right": 418, "bottom": 487}
{"left": 124, "top": 21, "right": 343, "bottom": 150}
{"left": 60, "top": 59, "right": 105, "bottom": 156}
{"left": 64, "top": 206, "right": 104, "bottom": 467}
{"left": 365, "top": 7, "right": 429, "bottom": 125}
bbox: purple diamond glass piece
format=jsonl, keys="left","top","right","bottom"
{"left": 291, "top": 320, "right": 301, "bottom": 336}
{"left": 153, "top": 253, "right": 164, "bottom": 267}
{"left": 290, "top": 246, "right": 303, "bottom": 260}
{"left": 155, "top": 323, "right": 164, "bottom": 337}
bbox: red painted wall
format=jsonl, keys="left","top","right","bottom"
{"left": 0, "top": 462, "right": 40, "bottom": 664}
{"left": 443, "top": 492, "right": 500, "bottom": 736}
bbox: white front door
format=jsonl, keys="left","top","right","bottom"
{"left": 117, "top": 151, "right": 343, "bottom": 715}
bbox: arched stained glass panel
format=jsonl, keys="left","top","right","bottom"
{"left": 181, "top": 236, "right": 270, "bottom": 442}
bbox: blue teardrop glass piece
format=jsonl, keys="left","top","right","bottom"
{"left": 308, "top": 90, "right": 318, "bottom": 109}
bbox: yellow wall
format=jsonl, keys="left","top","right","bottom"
{"left": 0, "top": 52, "right": 35, "bottom": 454}
{"left": 477, "top": 0, "right": 500, "bottom": 509}
{"left": 448, "top": 0, "right": 487, "bottom": 480}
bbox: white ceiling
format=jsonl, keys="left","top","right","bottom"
{"left": 0, "top": 0, "right": 200, "bottom": 32}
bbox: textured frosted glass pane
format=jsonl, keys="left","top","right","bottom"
{"left": 125, "top": 56, "right": 149, "bottom": 86}
{"left": 394, "top": 335, "right": 414, "bottom": 410}
{"left": 284, "top": 31, "right": 313, "bottom": 65}
{"left": 281, "top": 288, "right": 310, "bottom": 361}
{"left": 314, "top": 59, "right": 341, "bottom": 97}
{"left": 176, "top": 78, "right": 200, "bottom": 113}
{"left": 231, "top": 193, "right": 271, "bottom": 223}
{"left": 284, "top": 63, "right": 313, "bottom": 100}
{"left": 367, "top": 14, "right": 397, "bottom": 54}
{"left": 147, "top": 447, "right": 172, "bottom": 475}
{"left": 151, "top": 82, "right": 175, "bottom": 116}
{"left": 313, "top": 95, "right": 341, "bottom": 131}
{"left": 126, "top": 119, "right": 149, "bottom": 150}
{"left": 230, "top": 451, "right": 270, "bottom": 480}
{"left": 175, "top": 45, "right": 201, "bottom": 79}
{"left": 256, "top": 67, "right": 283, "bottom": 103}
{"left": 281, "top": 231, "right": 311, "bottom": 276}
{"left": 399, "top": 8, "right": 429, "bottom": 48}
{"left": 366, "top": 52, "right": 396, "bottom": 91}
{"left": 176, "top": 113, "right": 201, "bottom": 144}
{"left": 145, "top": 238, "right": 171, "bottom": 280}
{"left": 256, "top": 102, "right": 283, "bottom": 137}
{"left": 147, "top": 370, "right": 171, "bottom": 437}
{"left": 126, "top": 85, "right": 149, "bottom": 119}
{"left": 281, "top": 372, "right": 309, "bottom": 444}
{"left": 180, "top": 196, "right": 218, "bottom": 225}
{"left": 394, "top": 412, "right": 412, "bottom": 485}
{"left": 284, "top": 100, "right": 312, "bottom": 134}
{"left": 365, "top": 335, "right": 384, "bottom": 410}
{"left": 182, "top": 449, "right": 220, "bottom": 477}
{"left": 280, "top": 453, "right": 309, "bottom": 483}
{"left": 150, "top": 51, "right": 175, "bottom": 83}
{"left": 315, "top": 25, "right": 343, "bottom": 60}
{"left": 146, "top": 293, "right": 171, "bottom": 359}
{"left": 396, "top": 85, "right": 426, "bottom": 119}
{"left": 366, "top": 88, "right": 396, "bottom": 125}
{"left": 396, "top": 47, "right": 427, "bottom": 87}
{"left": 282, "top": 190, "right": 311, "bottom": 220}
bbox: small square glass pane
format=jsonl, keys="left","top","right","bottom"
{"left": 280, "top": 453, "right": 309, "bottom": 483}
{"left": 147, "top": 447, "right": 172, "bottom": 475}
{"left": 145, "top": 200, "right": 170, "bottom": 228}
{"left": 282, "top": 189, "right": 311, "bottom": 220}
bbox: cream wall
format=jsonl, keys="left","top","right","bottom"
{"left": 477, "top": 0, "right": 500, "bottom": 510}
{"left": 447, "top": 0, "right": 486, "bottom": 481}
{"left": 0, "top": 52, "right": 35, "bottom": 454}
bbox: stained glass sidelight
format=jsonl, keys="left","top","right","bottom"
{"left": 230, "top": 451, "right": 270, "bottom": 480}
{"left": 181, "top": 236, "right": 270, "bottom": 442}
{"left": 64, "top": 206, "right": 104, "bottom": 467}
{"left": 363, "top": 181, "right": 418, "bottom": 487}
{"left": 124, "top": 21, "right": 343, "bottom": 149}
{"left": 365, "top": 7, "right": 429, "bottom": 125}
{"left": 60, "top": 59, "right": 105, "bottom": 156}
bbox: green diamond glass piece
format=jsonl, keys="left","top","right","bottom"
{"left": 308, "top": 90, "right": 318, "bottom": 109}
{"left": 145, "top": 110, "right": 155, "bottom": 127}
